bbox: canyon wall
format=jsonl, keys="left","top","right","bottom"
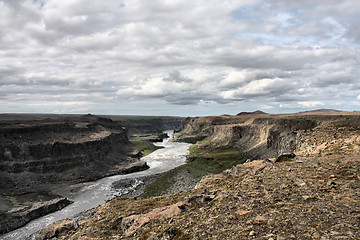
{"left": 176, "top": 113, "right": 360, "bottom": 159}
{"left": 0, "top": 115, "right": 132, "bottom": 195}
{"left": 123, "top": 117, "right": 185, "bottom": 137}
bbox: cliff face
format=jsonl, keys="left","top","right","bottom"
{"left": 0, "top": 115, "right": 132, "bottom": 195}
{"left": 176, "top": 113, "right": 360, "bottom": 159}
{"left": 123, "top": 117, "right": 185, "bottom": 138}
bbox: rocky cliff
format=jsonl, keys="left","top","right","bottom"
{"left": 120, "top": 116, "right": 185, "bottom": 140}
{"left": 0, "top": 115, "right": 137, "bottom": 196}
{"left": 175, "top": 113, "right": 360, "bottom": 159}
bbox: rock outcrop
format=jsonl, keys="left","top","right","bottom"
{"left": 0, "top": 197, "right": 72, "bottom": 234}
{"left": 35, "top": 219, "right": 75, "bottom": 240}
{"left": 0, "top": 115, "right": 132, "bottom": 195}
{"left": 175, "top": 113, "right": 360, "bottom": 160}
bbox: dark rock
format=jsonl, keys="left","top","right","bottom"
{"left": 327, "top": 180, "right": 336, "bottom": 186}
{"left": 276, "top": 153, "right": 296, "bottom": 162}
{"left": 127, "top": 150, "right": 143, "bottom": 158}
{"left": 119, "top": 161, "right": 149, "bottom": 174}
{"left": 148, "top": 137, "right": 163, "bottom": 142}
{"left": 158, "top": 133, "right": 169, "bottom": 139}
{"left": 0, "top": 115, "right": 130, "bottom": 195}
{"left": 0, "top": 197, "right": 72, "bottom": 234}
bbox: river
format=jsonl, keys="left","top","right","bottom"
{"left": 1, "top": 130, "right": 191, "bottom": 240}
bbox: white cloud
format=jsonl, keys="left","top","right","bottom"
{"left": 297, "top": 101, "right": 324, "bottom": 108}
{"left": 0, "top": 0, "right": 359, "bottom": 115}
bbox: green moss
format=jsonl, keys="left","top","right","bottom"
{"left": 130, "top": 140, "right": 163, "bottom": 156}
{"left": 188, "top": 145, "right": 247, "bottom": 170}
{"left": 142, "top": 145, "right": 246, "bottom": 198}
{"left": 194, "top": 121, "right": 209, "bottom": 127}
{"left": 142, "top": 170, "right": 177, "bottom": 197}
{"left": 5, "top": 196, "right": 33, "bottom": 208}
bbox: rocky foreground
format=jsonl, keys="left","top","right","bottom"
{"left": 35, "top": 153, "right": 360, "bottom": 240}
{"left": 34, "top": 111, "right": 360, "bottom": 239}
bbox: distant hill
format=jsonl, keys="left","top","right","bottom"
{"left": 236, "top": 110, "right": 267, "bottom": 116}
{"left": 299, "top": 109, "right": 342, "bottom": 114}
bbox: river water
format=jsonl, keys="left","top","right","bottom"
{"left": 1, "top": 130, "right": 191, "bottom": 240}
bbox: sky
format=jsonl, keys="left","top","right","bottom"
{"left": 0, "top": 0, "right": 359, "bottom": 116}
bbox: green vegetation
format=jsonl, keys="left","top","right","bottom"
{"left": 130, "top": 140, "right": 163, "bottom": 155}
{"left": 141, "top": 169, "right": 179, "bottom": 198}
{"left": 142, "top": 144, "right": 247, "bottom": 197}
{"left": 5, "top": 196, "right": 32, "bottom": 208}
{"left": 186, "top": 145, "right": 247, "bottom": 175}
{"left": 195, "top": 121, "right": 209, "bottom": 127}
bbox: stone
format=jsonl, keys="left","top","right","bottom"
{"left": 254, "top": 215, "right": 268, "bottom": 222}
{"left": 35, "top": 219, "right": 74, "bottom": 240}
{"left": 236, "top": 210, "right": 251, "bottom": 216}
{"left": 276, "top": 153, "right": 296, "bottom": 162}
{"left": 249, "top": 230, "right": 256, "bottom": 237}
{"left": 121, "top": 201, "right": 185, "bottom": 236}
{"left": 327, "top": 180, "right": 336, "bottom": 186}
{"left": 0, "top": 198, "right": 72, "bottom": 235}
{"left": 294, "top": 178, "right": 307, "bottom": 187}
{"left": 119, "top": 161, "right": 150, "bottom": 174}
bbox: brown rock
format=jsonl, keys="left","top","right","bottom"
{"left": 236, "top": 210, "right": 251, "bottom": 216}
{"left": 121, "top": 201, "right": 185, "bottom": 236}
{"left": 254, "top": 215, "right": 268, "bottom": 223}
{"left": 35, "top": 219, "right": 74, "bottom": 240}
{"left": 294, "top": 178, "right": 307, "bottom": 187}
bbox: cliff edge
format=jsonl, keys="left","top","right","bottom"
{"left": 175, "top": 112, "right": 360, "bottom": 159}
{"left": 43, "top": 112, "right": 360, "bottom": 239}
{"left": 0, "top": 114, "right": 139, "bottom": 196}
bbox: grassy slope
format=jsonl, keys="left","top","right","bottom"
{"left": 141, "top": 143, "right": 247, "bottom": 198}
{"left": 129, "top": 140, "right": 163, "bottom": 155}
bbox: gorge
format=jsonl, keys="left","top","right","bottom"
{"left": 0, "top": 114, "right": 185, "bottom": 236}
{"left": 1, "top": 111, "right": 360, "bottom": 239}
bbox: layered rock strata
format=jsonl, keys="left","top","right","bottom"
{"left": 176, "top": 113, "right": 360, "bottom": 159}
{"left": 0, "top": 115, "right": 135, "bottom": 195}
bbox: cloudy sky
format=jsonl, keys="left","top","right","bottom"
{"left": 0, "top": 0, "right": 359, "bottom": 116}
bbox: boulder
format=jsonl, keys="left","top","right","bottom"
{"left": 276, "top": 153, "right": 296, "bottom": 162}
{"left": 120, "top": 161, "right": 149, "bottom": 174}
{"left": 35, "top": 219, "right": 74, "bottom": 240}
{"left": 121, "top": 201, "right": 185, "bottom": 236}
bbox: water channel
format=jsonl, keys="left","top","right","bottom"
{"left": 1, "top": 130, "right": 191, "bottom": 240}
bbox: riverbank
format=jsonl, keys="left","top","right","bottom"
{"left": 1, "top": 132, "right": 191, "bottom": 240}
{"left": 0, "top": 127, "right": 165, "bottom": 236}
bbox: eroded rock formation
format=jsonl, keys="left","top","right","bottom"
{"left": 175, "top": 113, "right": 360, "bottom": 159}
{"left": 0, "top": 115, "right": 135, "bottom": 195}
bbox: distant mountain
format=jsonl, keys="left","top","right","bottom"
{"left": 299, "top": 109, "right": 342, "bottom": 114}
{"left": 236, "top": 110, "right": 267, "bottom": 116}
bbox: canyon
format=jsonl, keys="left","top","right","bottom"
{"left": 176, "top": 111, "right": 360, "bottom": 159}
{"left": 1, "top": 111, "right": 360, "bottom": 239}
{"left": 35, "top": 110, "right": 359, "bottom": 240}
{"left": 0, "top": 114, "right": 184, "bottom": 235}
